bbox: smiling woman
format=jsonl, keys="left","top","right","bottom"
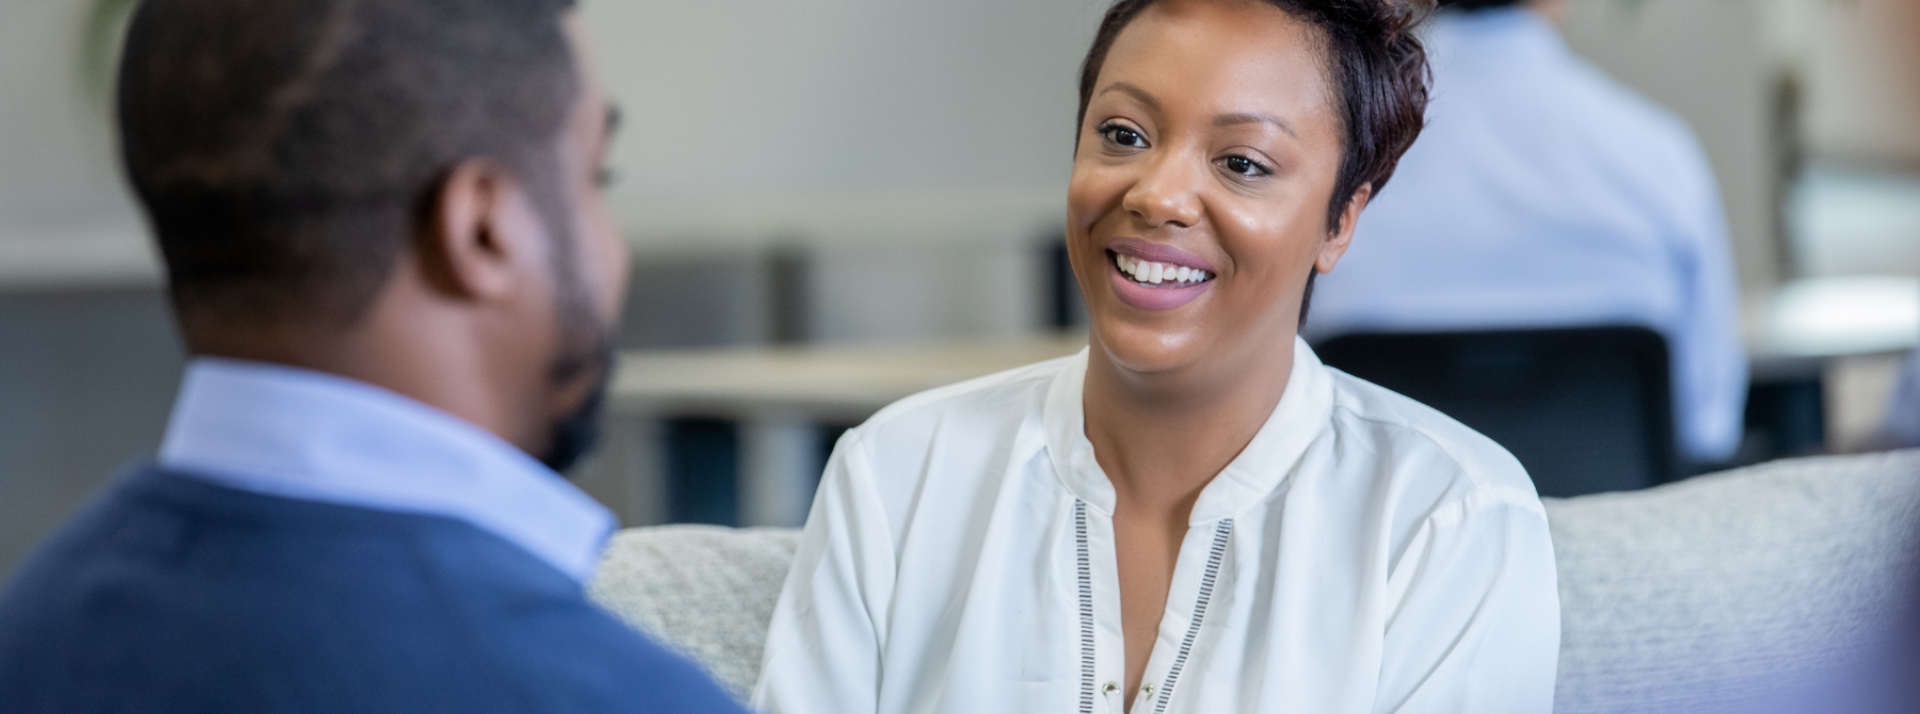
{"left": 753, "top": 2, "right": 1561, "bottom": 713}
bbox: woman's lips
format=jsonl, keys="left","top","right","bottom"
{"left": 1107, "top": 249, "right": 1214, "bottom": 311}
{"left": 1107, "top": 237, "right": 1217, "bottom": 273}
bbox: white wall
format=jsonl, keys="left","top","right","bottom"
{"left": 1560, "top": 0, "right": 1782, "bottom": 293}
{"left": 0, "top": 0, "right": 138, "bottom": 228}
{"left": 0, "top": 0, "right": 150, "bottom": 290}
{"left": 5, "top": 0, "right": 1911, "bottom": 301}
{"left": 578, "top": 0, "right": 1104, "bottom": 243}
{"left": 1785, "top": 0, "right": 1920, "bottom": 167}
{"left": 578, "top": 0, "right": 1110, "bottom": 340}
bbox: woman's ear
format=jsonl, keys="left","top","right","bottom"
{"left": 1316, "top": 183, "right": 1372, "bottom": 274}
{"left": 419, "top": 158, "right": 536, "bottom": 303}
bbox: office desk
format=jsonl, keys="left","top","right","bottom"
{"left": 586, "top": 335, "right": 1086, "bottom": 527}
{"left": 1745, "top": 275, "right": 1919, "bottom": 364}
{"left": 1741, "top": 276, "right": 1919, "bottom": 458}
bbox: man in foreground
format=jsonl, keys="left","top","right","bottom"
{"left": 0, "top": 0, "right": 743, "bottom": 710}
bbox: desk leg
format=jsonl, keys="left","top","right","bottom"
{"left": 740, "top": 414, "right": 820, "bottom": 527}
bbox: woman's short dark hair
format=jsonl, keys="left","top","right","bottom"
{"left": 1076, "top": 0, "right": 1434, "bottom": 236}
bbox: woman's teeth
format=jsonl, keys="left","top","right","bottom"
{"left": 1115, "top": 253, "right": 1212, "bottom": 285}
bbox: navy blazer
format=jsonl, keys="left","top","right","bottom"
{"left": 0, "top": 466, "right": 746, "bottom": 713}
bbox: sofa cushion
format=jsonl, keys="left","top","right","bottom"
{"left": 588, "top": 450, "right": 1920, "bottom": 709}
{"left": 588, "top": 525, "right": 800, "bottom": 700}
{"left": 1545, "top": 449, "right": 1920, "bottom": 713}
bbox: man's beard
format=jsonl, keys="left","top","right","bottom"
{"left": 531, "top": 197, "right": 615, "bottom": 475}
{"left": 540, "top": 337, "right": 612, "bottom": 475}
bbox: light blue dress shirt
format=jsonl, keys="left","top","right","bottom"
{"left": 158, "top": 357, "right": 615, "bottom": 583}
{"left": 1307, "top": 8, "right": 1747, "bottom": 462}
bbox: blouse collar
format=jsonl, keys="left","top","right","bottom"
{"left": 1043, "top": 336, "right": 1336, "bottom": 525}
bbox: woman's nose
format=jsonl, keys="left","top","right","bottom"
{"left": 1121, "top": 152, "right": 1204, "bottom": 230}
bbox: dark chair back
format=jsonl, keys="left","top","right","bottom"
{"left": 1315, "top": 326, "right": 1676, "bottom": 497}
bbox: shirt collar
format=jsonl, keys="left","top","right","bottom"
{"left": 158, "top": 357, "right": 615, "bottom": 583}
{"left": 1043, "top": 337, "right": 1336, "bottom": 525}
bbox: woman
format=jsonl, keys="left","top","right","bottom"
{"left": 753, "top": 1, "right": 1559, "bottom": 712}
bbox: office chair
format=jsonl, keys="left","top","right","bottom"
{"left": 1315, "top": 326, "right": 1677, "bottom": 497}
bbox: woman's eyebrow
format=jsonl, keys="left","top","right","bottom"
{"left": 1214, "top": 112, "right": 1298, "bottom": 139}
{"left": 1096, "top": 82, "right": 1161, "bottom": 112}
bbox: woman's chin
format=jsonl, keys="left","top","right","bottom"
{"left": 1089, "top": 316, "right": 1213, "bottom": 377}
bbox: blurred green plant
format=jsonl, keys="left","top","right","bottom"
{"left": 80, "top": 0, "right": 140, "bottom": 101}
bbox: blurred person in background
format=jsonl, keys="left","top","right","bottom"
{"left": 1869, "top": 350, "right": 1920, "bottom": 449}
{"left": 1305, "top": 0, "right": 1749, "bottom": 466}
{"left": 755, "top": 1, "right": 1560, "bottom": 712}
{"left": 0, "top": 0, "right": 743, "bottom": 711}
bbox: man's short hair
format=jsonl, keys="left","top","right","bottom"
{"left": 118, "top": 0, "right": 579, "bottom": 327}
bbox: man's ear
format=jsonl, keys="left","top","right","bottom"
{"left": 420, "top": 158, "right": 534, "bottom": 303}
{"left": 1316, "top": 183, "right": 1372, "bottom": 274}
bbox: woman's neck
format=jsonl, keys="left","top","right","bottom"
{"left": 1081, "top": 334, "right": 1296, "bottom": 520}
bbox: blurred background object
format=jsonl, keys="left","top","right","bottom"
{"left": 2, "top": 0, "right": 1918, "bottom": 578}
{"left": 1308, "top": 0, "right": 1751, "bottom": 487}
{"left": 1318, "top": 327, "right": 1679, "bottom": 498}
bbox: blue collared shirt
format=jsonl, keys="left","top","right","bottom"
{"left": 158, "top": 357, "right": 615, "bottom": 583}
{"left": 1306, "top": 8, "right": 1748, "bottom": 462}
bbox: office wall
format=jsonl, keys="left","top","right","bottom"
{"left": 0, "top": 0, "right": 1873, "bottom": 298}
{"left": 0, "top": 0, "right": 141, "bottom": 234}
{"left": 1788, "top": 0, "right": 1920, "bottom": 168}
{"left": 1561, "top": 0, "right": 1782, "bottom": 292}
{"left": 578, "top": 0, "right": 1100, "bottom": 238}
{"left": 579, "top": 0, "right": 1110, "bottom": 340}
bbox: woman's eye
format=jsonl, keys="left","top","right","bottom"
{"left": 1220, "top": 155, "right": 1271, "bottom": 178}
{"left": 1099, "top": 123, "right": 1148, "bottom": 149}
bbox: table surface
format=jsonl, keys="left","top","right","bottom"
{"left": 610, "top": 334, "right": 1088, "bottom": 420}
{"left": 1746, "top": 276, "right": 1919, "bottom": 358}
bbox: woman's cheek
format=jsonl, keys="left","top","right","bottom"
{"left": 1067, "top": 165, "right": 1123, "bottom": 227}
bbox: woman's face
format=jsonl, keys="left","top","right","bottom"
{"left": 1068, "top": 0, "right": 1364, "bottom": 379}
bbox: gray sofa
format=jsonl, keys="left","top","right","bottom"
{"left": 587, "top": 450, "right": 1920, "bottom": 713}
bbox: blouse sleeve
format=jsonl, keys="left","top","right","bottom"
{"left": 750, "top": 431, "right": 897, "bottom": 714}
{"left": 1373, "top": 490, "right": 1561, "bottom": 714}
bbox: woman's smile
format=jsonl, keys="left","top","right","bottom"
{"left": 1106, "top": 237, "right": 1218, "bottom": 311}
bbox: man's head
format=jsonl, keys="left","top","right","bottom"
{"left": 119, "top": 0, "right": 629, "bottom": 472}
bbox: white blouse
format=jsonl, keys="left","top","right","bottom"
{"left": 753, "top": 339, "right": 1559, "bottom": 714}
